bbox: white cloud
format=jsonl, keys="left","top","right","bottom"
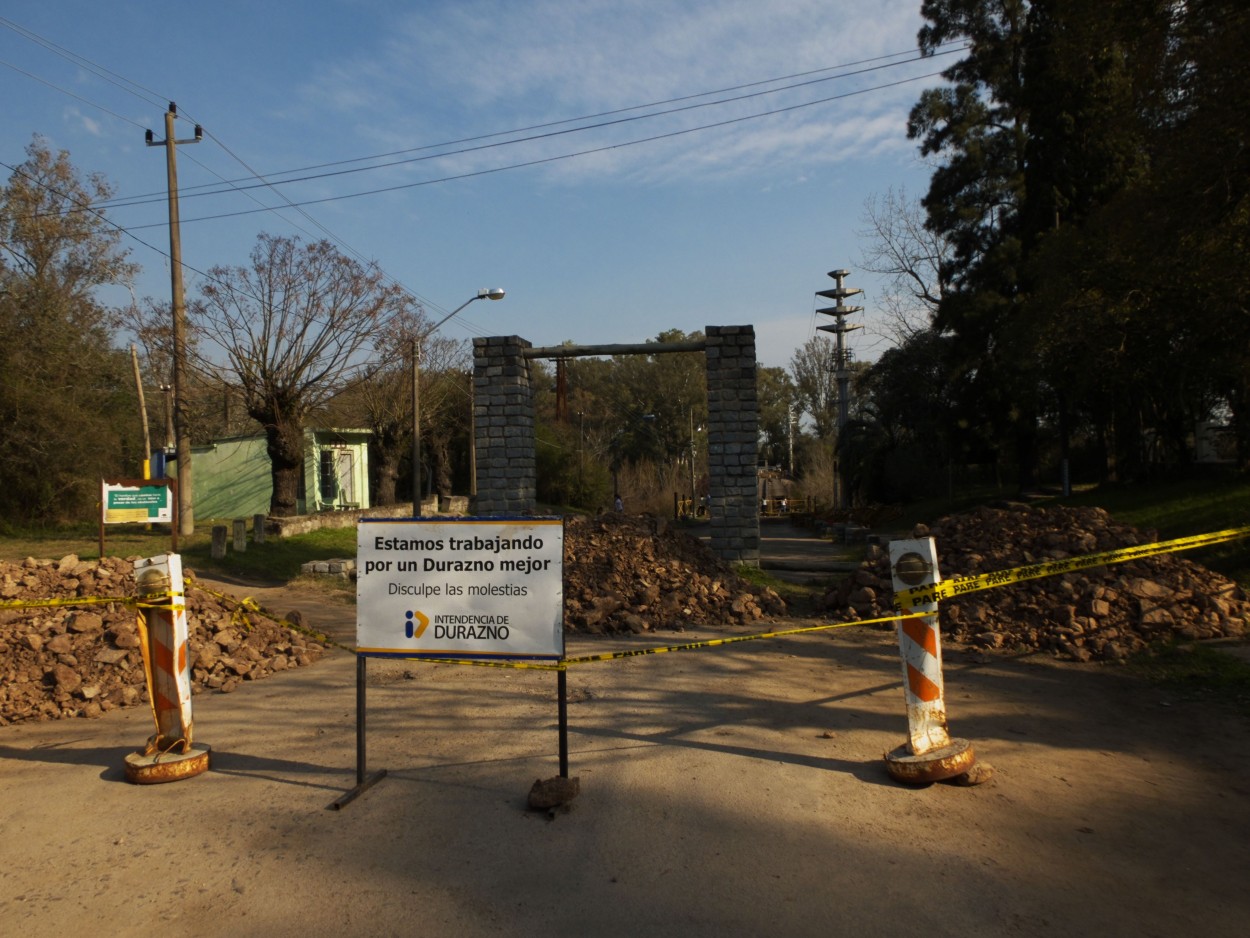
{"left": 294, "top": 0, "right": 932, "bottom": 188}
{"left": 63, "top": 107, "right": 103, "bottom": 137}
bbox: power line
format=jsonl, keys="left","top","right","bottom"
{"left": 0, "top": 15, "right": 168, "bottom": 109}
{"left": 100, "top": 41, "right": 968, "bottom": 206}
{"left": 0, "top": 58, "right": 148, "bottom": 129}
{"left": 90, "top": 47, "right": 963, "bottom": 212}
{"left": 1, "top": 13, "right": 471, "bottom": 323}
{"left": 4, "top": 6, "right": 961, "bottom": 214}
{"left": 2, "top": 15, "right": 959, "bottom": 331}
{"left": 123, "top": 68, "right": 949, "bottom": 230}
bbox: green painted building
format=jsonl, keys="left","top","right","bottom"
{"left": 179, "top": 428, "right": 372, "bottom": 519}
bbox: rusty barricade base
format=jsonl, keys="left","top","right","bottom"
{"left": 124, "top": 743, "right": 212, "bottom": 785}
{"left": 884, "top": 738, "right": 976, "bottom": 785}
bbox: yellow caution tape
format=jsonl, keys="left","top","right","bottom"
{"left": 378, "top": 612, "right": 927, "bottom": 671}
{"left": 0, "top": 595, "right": 134, "bottom": 610}
{"left": 559, "top": 612, "right": 917, "bottom": 668}
{"left": 369, "top": 655, "right": 565, "bottom": 671}
{"left": 0, "top": 593, "right": 183, "bottom": 611}
{"left": 892, "top": 524, "right": 1250, "bottom": 610}
{"left": 185, "top": 575, "right": 355, "bottom": 655}
{"left": 11, "top": 521, "right": 1246, "bottom": 672}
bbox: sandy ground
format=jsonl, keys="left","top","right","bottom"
{"left": 3, "top": 568, "right": 1250, "bottom": 938}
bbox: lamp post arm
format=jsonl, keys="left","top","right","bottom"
{"left": 412, "top": 289, "right": 503, "bottom": 511}
{"left": 427, "top": 294, "right": 483, "bottom": 337}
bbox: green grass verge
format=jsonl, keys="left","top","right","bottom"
{"left": 1056, "top": 475, "right": 1250, "bottom": 587}
{"left": 1128, "top": 641, "right": 1250, "bottom": 718}
{"left": 0, "top": 519, "right": 358, "bottom": 584}
{"left": 181, "top": 525, "right": 358, "bottom": 583}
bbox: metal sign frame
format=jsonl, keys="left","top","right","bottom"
{"left": 334, "top": 516, "right": 565, "bottom": 809}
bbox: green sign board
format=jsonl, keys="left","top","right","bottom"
{"left": 102, "top": 480, "right": 173, "bottom": 524}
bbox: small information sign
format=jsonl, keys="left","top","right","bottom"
{"left": 356, "top": 518, "right": 564, "bottom": 659}
{"left": 102, "top": 479, "right": 174, "bottom": 524}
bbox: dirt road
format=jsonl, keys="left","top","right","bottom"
{"left": 3, "top": 567, "right": 1249, "bottom": 937}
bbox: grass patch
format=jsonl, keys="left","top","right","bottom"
{"left": 182, "top": 526, "right": 358, "bottom": 583}
{"left": 1057, "top": 474, "right": 1250, "bottom": 587}
{"left": 1128, "top": 641, "right": 1250, "bottom": 717}
{"left": 0, "top": 519, "right": 358, "bottom": 585}
{"left": 0, "top": 521, "right": 198, "bottom": 563}
{"left": 734, "top": 563, "right": 827, "bottom": 613}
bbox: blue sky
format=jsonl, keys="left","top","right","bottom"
{"left": 2, "top": 1, "right": 945, "bottom": 370}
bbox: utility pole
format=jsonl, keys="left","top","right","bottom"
{"left": 147, "top": 103, "right": 202, "bottom": 537}
{"left": 815, "top": 269, "right": 863, "bottom": 509}
{"left": 130, "top": 344, "right": 151, "bottom": 476}
{"left": 787, "top": 402, "right": 795, "bottom": 475}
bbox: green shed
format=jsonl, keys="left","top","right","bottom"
{"left": 183, "top": 428, "right": 371, "bottom": 519}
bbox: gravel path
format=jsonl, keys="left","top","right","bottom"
{"left": 3, "top": 577, "right": 1249, "bottom": 937}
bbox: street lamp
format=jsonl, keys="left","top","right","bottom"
{"left": 412, "top": 288, "right": 506, "bottom": 513}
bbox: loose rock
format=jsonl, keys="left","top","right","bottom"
{"left": 562, "top": 513, "right": 786, "bottom": 633}
{"left": 824, "top": 503, "right": 1250, "bottom": 661}
{"left": 0, "top": 555, "right": 325, "bottom": 726}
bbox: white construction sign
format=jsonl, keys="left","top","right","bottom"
{"left": 356, "top": 518, "right": 564, "bottom": 659}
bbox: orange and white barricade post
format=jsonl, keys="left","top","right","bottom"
{"left": 125, "top": 553, "right": 211, "bottom": 784}
{"left": 884, "top": 537, "right": 978, "bottom": 784}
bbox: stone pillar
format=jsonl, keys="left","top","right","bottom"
{"left": 472, "top": 335, "right": 536, "bottom": 516}
{"left": 211, "top": 525, "right": 228, "bottom": 559}
{"left": 705, "top": 325, "right": 760, "bottom": 565}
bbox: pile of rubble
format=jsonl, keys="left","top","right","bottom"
{"left": 0, "top": 514, "right": 785, "bottom": 725}
{"left": 825, "top": 503, "right": 1250, "bottom": 661}
{"left": 0, "top": 554, "right": 325, "bottom": 726}
{"left": 16, "top": 501, "right": 1228, "bottom": 725}
{"left": 562, "top": 513, "right": 786, "bottom": 633}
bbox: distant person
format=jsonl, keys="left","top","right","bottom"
{"left": 614, "top": 493, "right": 623, "bottom": 512}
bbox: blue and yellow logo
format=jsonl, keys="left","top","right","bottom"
{"left": 404, "top": 609, "right": 430, "bottom": 639}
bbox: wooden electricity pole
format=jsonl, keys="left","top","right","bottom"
{"left": 147, "top": 103, "right": 202, "bottom": 536}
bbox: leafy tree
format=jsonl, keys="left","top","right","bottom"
{"left": 189, "top": 234, "right": 412, "bottom": 516}
{"left": 790, "top": 337, "right": 872, "bottom": 433}
{"left": 907, "top": 0, "right": 1192, "bottom": 487}
{"left": 0, "top": 137, "right": 138, "bottom": 522}
{"left": 1151, "top": 0, "right": 1250, "bottom": 466}
{"left": 757, "top": 365, "right": 797, "bottom": 471}
{"left": 908, "top": 0, "right": 1035, "bottom": 485}
{"left": 601, "top": 329, "right": 706, "bottom": 470}
{"left": 789, "top": 335, "right": 839, "bottom": 441}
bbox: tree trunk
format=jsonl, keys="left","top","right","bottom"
{"left": 264, "top": 419, "right": 305, "bottom": 517}
{"left": 431, "top": 433, "right": 453, "bottom": 498}
{"left": 372, "top": 444, "right": 400, "bottom": 505}
{"left": 1014, "top": 410, "right": 1039, "bottom": 494}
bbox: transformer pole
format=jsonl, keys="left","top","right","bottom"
{"left": 815, "top": 269, "right": 863, "bottom": 509}
{"left": 147, "top": 103, "right": 202, "bottom": 536}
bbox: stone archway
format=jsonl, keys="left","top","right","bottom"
{"left": 471, "top": 326, "right": 760, "bottom": 565}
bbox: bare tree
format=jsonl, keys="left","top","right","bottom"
{"left": 329, "top": 305, "right": 467, "bottom": 505}
{"left": 856, "top": 186, "right": 950, "bottom": 344}
{"left": 190, "top": 234, "right": 413, "bottom": 516}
